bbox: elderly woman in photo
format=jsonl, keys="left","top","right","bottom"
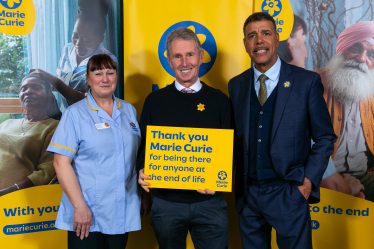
{"left": 0, "top": 72, "right": 61, "bottom": 196}
{"left": 47, "top": 54, "right": 141, "bottom": 249}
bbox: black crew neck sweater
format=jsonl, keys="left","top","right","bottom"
{"left": 137, "top": 82, "right": 232, "bottom": 204}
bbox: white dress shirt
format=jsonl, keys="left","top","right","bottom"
{"left": 253, "top": 57, "right": 281, "bottom": 97}
{"left": 175, "top": 78, "right": 202, "bottom": 93}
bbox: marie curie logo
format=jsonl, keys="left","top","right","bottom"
{"left": 0, "top": 0, "right": 22, "bottom": 9}
{"left": 0, "top": 0, "right": 35, "bottom": 35}
{"left": 158, "top": 21, "right": 217, "bottom": 78}
{"left": 261, "top": 0, "right": 282, "bottom": 17}
{"left": 218, "top": 171, "right": 227, "bottom": 180}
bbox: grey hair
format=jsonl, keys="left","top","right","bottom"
{"left": 166, "top": 28, "right": 202, "bottom": 57}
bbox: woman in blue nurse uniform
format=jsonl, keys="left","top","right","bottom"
{"left": 47, "top": 54, "right": 140, "bottom": 249}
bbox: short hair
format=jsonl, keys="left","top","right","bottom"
{"left": 277, "top": 15, "right": 307, "bottom": 62}
{"left": 243, "top": 12, "right": 277, "bottom": 36}
{"left": 290, "top": 15, "right": 307, "bottom": 38}
{"left": 166, "top": 28, "right": 202, "bottom": 58}
{"left": 87, "top": 54, "right": 117, "bottom": 75}
{"left": 21, "top": 73, "right": 52, "bottom": 93}
{"left": 75, "top": 0, "right": 110, "bottom": 36}
{"left": 20, "top": 73, "right": 62, "bottom": 120}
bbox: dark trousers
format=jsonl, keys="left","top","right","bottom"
{"left": 150, "top": 195, "right": 229, "bottom": 249}
{"left": 68, "top": 231, "right": 128, "bottom": 249}
{"left": 238, "top": 183, "right": 312, "bottom": 249}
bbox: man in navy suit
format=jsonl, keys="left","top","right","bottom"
{"left": 228, "top": 12, "right": 336, "bottom": 249}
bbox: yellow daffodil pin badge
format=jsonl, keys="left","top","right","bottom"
{"left": 197, "top": 103, "right": 205, "bottom": 111}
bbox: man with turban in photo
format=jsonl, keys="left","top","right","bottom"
{"left": 315, "top": 21, "right": 374, "bottom": 201}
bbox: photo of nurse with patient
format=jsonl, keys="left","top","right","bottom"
{"left": 29, "top": 0, "right": 118, "bottom": 113}
{"left": 0, "top": 0, "right": 121, "bottom": 198}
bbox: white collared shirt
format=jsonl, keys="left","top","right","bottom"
{"left": 253, "top": 57, "right": 281, "bottom": 97}
{"left": 175, "top": 78, "right": 202, "bottom": 93}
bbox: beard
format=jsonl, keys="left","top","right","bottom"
{"left": 326, "top": 53, "right": 374, "bottom": 103}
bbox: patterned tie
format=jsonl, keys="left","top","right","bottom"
{"left": 258, "top": 74, "right": 268, "bottom": 106}
{"left": 181, "top": 88, "right": 194, "bottom": 93}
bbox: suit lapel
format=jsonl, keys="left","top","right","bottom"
{"left": 271, "top": 61, "right": 293, "bottom": 143}
{"left": 239, "top": 69, "right": 253, "bottom": 150}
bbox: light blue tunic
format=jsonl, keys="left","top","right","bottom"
{"left": 47, "top": 91, "right": 141, "bottom": 234}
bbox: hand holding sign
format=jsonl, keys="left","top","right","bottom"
{"left": 138, "top": 169, "right": 151, "bottom": 192}
{"left": 197, "top": 189, "right": 216, "bottom": 195}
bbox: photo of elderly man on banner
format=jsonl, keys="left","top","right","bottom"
{"left": 277, "top": 0, "right": 374, "bottom": 202}
{"left": 315, "top": 21, "right": 374, "bottom": 201}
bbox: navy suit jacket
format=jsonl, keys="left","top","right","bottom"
{"left": 228, "top": 60, "right": 337, "bottom": 214}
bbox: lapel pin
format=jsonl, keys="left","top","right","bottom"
{"left": 130, "top": 122, "right": 138, "bottom": 131}
{"left": 197, "top": 103, "right": 205, "bottom": 111}
{"left": 284, "top": 81, "right": 290, "bottom": 88}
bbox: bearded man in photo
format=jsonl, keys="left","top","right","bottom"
{"left": 315, "top": 21, "right": 374, "bottom": 201}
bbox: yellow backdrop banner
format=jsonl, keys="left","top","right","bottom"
{"left": 144, "top": 126, "right": 234, "bottom": 192}
{"left": 271, "top": 188, "right": 374, "bottom": 248}
{"left": 123, "top": 0, "right": 254, "bottom": 115}
{"left": 0, "top": 185, "right": 66, "bottom": 249}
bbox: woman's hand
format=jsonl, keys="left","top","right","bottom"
{"left": 28, "top": 69, "right": 85, "bottom": 104}
{"left": 73, "top": 204, "right": 93, "bottom": 240}
{"left": 0, "top": 178, "right": 35, "bottom": 197}
{"left": 0, "top": 186, "right": 14, "bottom": 197}
{"left": 28, "top": 69, "right": 60, "bottom": 87}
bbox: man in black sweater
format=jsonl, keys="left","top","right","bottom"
{"left": 137, "top": 28, "right": 231, "bottom": 249}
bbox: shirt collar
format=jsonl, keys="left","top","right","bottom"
{"left": 253, "top": 56, "right": 281, "bottom": 83}
{"left": 69, "top": 43, "right": 105, "bottom": 68}
{"left": 175, "top": 78, "right": 202, "bottom": 92}
{"left": 86, "top": 90, "right": 121, "bottom": 120}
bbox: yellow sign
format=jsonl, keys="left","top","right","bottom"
{"left": 0, "top": 185, "right": 67, "bottom": 249}
{"left": 144, "top": 126, "right": 234, "bottom": 192}
{"left": 0, "top": 0, "right": 36, "bottom": 35}
{"left": 255, "top": 0, "right": 293, "bottom": 41}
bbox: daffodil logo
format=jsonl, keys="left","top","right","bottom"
{"left": 261, "top": 0, "right": 282, "bottom": 17}
{"left": 197, "top": 103, "right": 205, "bottom": 111}
{"left": 218, "top": 171, "right": 227, "bottom": 180}
{"left": 158, "top": 21, "right": 217, "bottom": 78}
{"left": 0, "top": 0, "right": 22, "bottom": 9}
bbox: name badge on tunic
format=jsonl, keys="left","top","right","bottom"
{"left": 95, "top": 122, "right": 110, "bottom": 130}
